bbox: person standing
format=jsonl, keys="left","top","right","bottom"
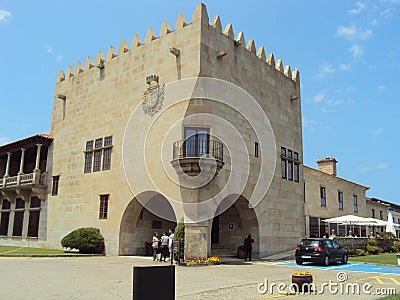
{"left": 243, "top": 234, "right": 254, "bottom": 261}
{"left": 168, "top": 228, "right": 174, "bottom": 261}
{"left": 160, "top": 232, "right": 169, "bottom": 262}
{"left": 152, "top": 232, "right": 159, "bottom": 261}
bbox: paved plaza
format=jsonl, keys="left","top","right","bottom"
{"left": 0, "top": 256, "right": 399, "bottom": 299}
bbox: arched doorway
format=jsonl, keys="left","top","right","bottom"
{"left": 119, "top": 192, "right": 176, "bottom": 255}
{"left": 211, "top": 195, "right": 259, "bottom": 257}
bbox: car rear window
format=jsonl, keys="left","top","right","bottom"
{"left": 300, "top": 239, "right": 320, "bottom": 247}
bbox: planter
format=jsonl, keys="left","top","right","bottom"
{"left": 291, "top": 272, "right": 313, "bottom": 292}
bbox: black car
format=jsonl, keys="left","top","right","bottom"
{"left": 295, "top": 238, "right": 348, "bottom": 266}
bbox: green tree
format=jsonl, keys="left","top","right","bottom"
{"left": 174, "top": 222, "right": 185, "bottom": 260}
{"left": 61, "top": 227, "right": 105, "bottom": 254}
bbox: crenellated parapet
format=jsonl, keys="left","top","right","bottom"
{"left": 55, "top": 3, "right": 299, "bottom": 84}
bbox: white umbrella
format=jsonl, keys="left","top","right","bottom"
{"left": 324, "top": 215, "right": 377, "bottom": 225}
{"left": 324, "top": 215, "right": 380, "bottom": 237}
{"left": 386, "top": 212, "right": 397, "bottom": 236}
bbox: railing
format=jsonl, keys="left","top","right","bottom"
{"left": 20, "top": 173, "right": 34, "bottom": 185}
{"left": 5, "top": 176, "right": 17, "bottom": 187}
{"left": 172, "top": 139, "right": 224, "bottom": 162}
{"left": 1, "top": 172, "right": 46, "bottom": 188}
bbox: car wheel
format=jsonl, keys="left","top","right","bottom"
{"left": 323, "top": 255, "right": 330, "bottom": 266}
{"left": 341, "top": 254, "right": 348, "bottom": 264}
{"left": 296, "top": 260, "right": 303, "bottom": 265}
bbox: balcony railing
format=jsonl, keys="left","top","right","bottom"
{"left": 1, "top": 172, "right": 46, "bottom": 188}
{"left": 20, "top": 173, "right": 34, "bottom": 185}
{"left": 172, "top": 139, "right": 224, "bottom": 162}
{"left": 5, "top": 176, "right": 17, "bottom": 187}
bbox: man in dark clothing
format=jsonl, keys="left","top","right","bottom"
{"left": 244, "top": 234, "right": 254, "bottom": 261}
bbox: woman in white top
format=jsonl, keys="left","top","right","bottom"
{"left": 152, "top": 232, "right": 159, "bottom": 261}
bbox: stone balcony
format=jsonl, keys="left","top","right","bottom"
{"left": 0, "top": 171, "right": 47, "bottom": 201}
{"left": 171, "top": 139, "right": 224, "bottom": 177}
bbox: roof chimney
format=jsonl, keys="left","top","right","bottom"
{"left": 317, "top": 157, "right": 337, "bottom": 176}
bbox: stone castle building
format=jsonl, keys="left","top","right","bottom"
{"left": 0, "top": 4, "right": 397, "bottom": 257}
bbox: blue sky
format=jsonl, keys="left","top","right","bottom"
{"left": 0, "top": 1, "right": 399, "bottom": 204}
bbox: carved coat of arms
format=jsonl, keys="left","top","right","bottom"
{"left": 142, "top": 75, "right": 165, "bottom": 116}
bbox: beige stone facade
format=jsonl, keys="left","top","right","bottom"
{"left": 1, "top": 4, "right": 397, "bottom": 256}
{"left": 44, "top": 3, "right": 304, "bottom": 257}
{"left": 304, "top": 158, "right": 370, "bottom": 237}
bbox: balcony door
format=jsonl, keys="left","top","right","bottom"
{"left": 184, "top": 127, "right": 210, "bottom": 158}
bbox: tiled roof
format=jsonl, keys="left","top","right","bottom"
{"left": 0, "top": 134, "right": 53, "bottom": 155}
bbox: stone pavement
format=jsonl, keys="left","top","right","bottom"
{"left": 0, "top": 255, "right": 398, "bottom": 299}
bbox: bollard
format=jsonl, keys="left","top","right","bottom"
{"left": 133, "top": 265, "right": 175, "bottom": 300}
{"left": 397, "top": 254, "right": 400, "bottom": 266}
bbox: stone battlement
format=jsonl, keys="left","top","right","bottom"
{"left": 56, "top": 3, "right": 299, "bottom": 84}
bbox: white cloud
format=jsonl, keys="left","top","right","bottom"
{"left": 0, "top": 10, "right": 11, "bottom": 22}
{"left": 320, "top": 64, "right": 335, "bottom": 74}
{"left": 359, "top": 29, "right": 372, "bottom": 40}
{"left": 383, "top": 0, "right": 400, "bottom": 4}
{"left": 336, "top": 25, "right": 372, "bottom": 41}
{"left": 336, "top": 25, "right": 356, "bottom": 39}
{"left": 311, "top": 92, "right": 325, "bottom": 103}
{"left": 376, "top": 163, "right": 388, "bottom": 169}
{"left": 57, "top": 54, "right": 63, "bottom": 63}
{"left": 314, "top": 64, "right": 336, "bottom": 80}
{"left": 348, "top": 1, "right": 367, "bottom": 15}
{"left": 349, "top": 44, "right": 365, "bottom": 58}
{"left": 376, "top": 85, "right": 386, "bottom": 91}
{"left": 42, "top": 44, "right": 53, "bottom": 54}
{"left": 373, "top": 128, "right": 383, "bottom": 137}
{"left": 320, "top": 107, "right": 334, "bottom": 113}
{"left": 339, "top": 64, "right": 350, "bottom": 71}
{"left": 360, "top": 162, "right": 388, "bottom": 173}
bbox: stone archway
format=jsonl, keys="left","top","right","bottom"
{"left": 211, "top": 195, "right": 259, "bottom": 257}
{"left": 119, "top": 192, "right": 176, "bottom": 255}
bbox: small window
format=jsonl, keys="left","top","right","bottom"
{"left": 288, "top": 161, "right": 293, "bottom": 181}
{"left": 372, "top": 209, "right": 375, "bottom": 218}
{"left": 86, "top": 140, "right": 94, "bottom": 151}
{"left": 380, "top": 210, "right": 383, "bottom": 220}
{"left": 51, "top": 176, "right": 60, "bottom": 196}
{"left": 104, "top": 136, "right": 113, "bottom": 146}
{"left": 99, "top": 194, "right": 109, "bottom": 219}
{"left": 294, "top": 152, "right": 299, "bottom": 161}
{"left": 84, "top": 136, "right": 113, "bottom": 173}
{"left": 152, "top": 220, "right": 162, "bottom": 229}
{"left": 1, "top": 199, "right": 11, "bottom": 210}
{"left": 281, "top": 159, "right": 287, "bottom": 179}
{"left": 254, "top": 142, "right": 259, "bottom": 157}
{"left": 338, "top": 191, "right": 343, "bottom": 210}
{"left": 93, "top": 150, "right": 102, "bottom": 172}
{"left": 288, "top": 150, "right": 293, "bottom": 159}
{"left": 15, "top": 198, "right": 25, "bottom": 209}
{"left": 95, "top": 138, "right": 103, "bottom": 149}
{"left": 84, "top": 152, "right": 93, "bottom": 173}
{"left": 30, "top": 197, "right": 41, "bottom": 209}
{"left": 0, "top": 199, "right": 11, "bottom": 236}
{"left": 353, "top": 195, "right": 358, "bottom": 212}
{"left": 294, "top": 163, "right": 299, "bottom": 182}
{"left": 320, "top": 187, "right": 326, "bottom": 206}
{"left": 281, "top": 147, "right": 286, "bottom": 156}
{"left": 102, "top": 148, "right": 112, "bottom": 170}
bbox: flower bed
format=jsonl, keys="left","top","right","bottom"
{"left": 184, "top": 256, "right": 221, "bottom": 266}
